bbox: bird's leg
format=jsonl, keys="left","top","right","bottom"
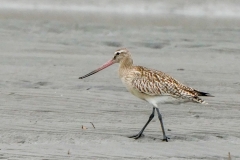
{"left": 129, "top": 107, "right": 155, "bottom": 139}
{"left": 156, "top": 108, "right": 170, "bottom": 142}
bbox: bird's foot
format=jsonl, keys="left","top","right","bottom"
{"left": 128, "top": 133, "right": 144, "bottom": 139}
{"left": 162, "top": 136, "right": 170, "bottom": 142}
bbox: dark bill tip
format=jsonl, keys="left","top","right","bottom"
{"left": 79, "top": 59, "right": 115, "bottom": 80}
{"left": 78, "top": 70, "right": 99, "bottom": 80}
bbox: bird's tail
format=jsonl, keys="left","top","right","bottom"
{"left": 194, "top": 90, "right": 214, "bottom": 97}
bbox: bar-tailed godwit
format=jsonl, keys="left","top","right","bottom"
{"left": 79, "top": 48, "right": 212, "bottom": 142}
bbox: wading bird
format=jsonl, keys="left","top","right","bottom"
{"left": 79, "top": 48, "right": 212, "bottom": 142}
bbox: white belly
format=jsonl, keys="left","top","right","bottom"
{"left": 146, "top": 95, "right": 187, "bottom": 104}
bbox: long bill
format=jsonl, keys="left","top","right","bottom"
{"left": 79, "top": 59, "right": 115, "bottom": 79}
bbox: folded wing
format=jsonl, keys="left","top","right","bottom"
{"left": 131, "top": 66, "right": 205, "bottom": 103}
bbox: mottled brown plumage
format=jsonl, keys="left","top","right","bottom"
{"left": 124, "top": 66, "right": 206, "bottom": 103}
{"left": 115, "top": 49, "right": 209, "bottom": 105}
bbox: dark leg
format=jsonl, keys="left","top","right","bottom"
{"left": 156, "top": 108, "right": 170, "bottom": 142}
{"left": 129, "top": 107, "right": 155, "bottom": 139}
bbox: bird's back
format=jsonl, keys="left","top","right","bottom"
{"left": 121, "top": 66, "right": 210, "bottom": 104}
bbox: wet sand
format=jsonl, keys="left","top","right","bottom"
{"left": 0, "top": 3, "right": 240, "bottom": 159}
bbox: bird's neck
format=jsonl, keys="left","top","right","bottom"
{"left": 118, "top": 57, "right": 133, "bottom": 77}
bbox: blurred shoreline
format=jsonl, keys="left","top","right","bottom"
{"left": 1, "top": 0, "right": 240, "bottom": 18}
{"left": 1, "top": 11, "right": 240, "bottom": 29}
{"left": 1, "top": 0, "right": 240, "bottom": 28}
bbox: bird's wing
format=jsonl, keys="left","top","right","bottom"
{"left": 131, "top": 66, "right": 204, "bottom": 103}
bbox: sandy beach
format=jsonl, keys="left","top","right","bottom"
{"left": 0, "top": 0, "right": 240, "bottom": 159}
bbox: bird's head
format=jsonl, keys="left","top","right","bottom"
{"left": 112, "top": 48, "right": 131, "bottom": 63}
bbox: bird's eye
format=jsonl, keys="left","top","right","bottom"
{"left": 116, "top": 52, "right": 120, "bottom": 55}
